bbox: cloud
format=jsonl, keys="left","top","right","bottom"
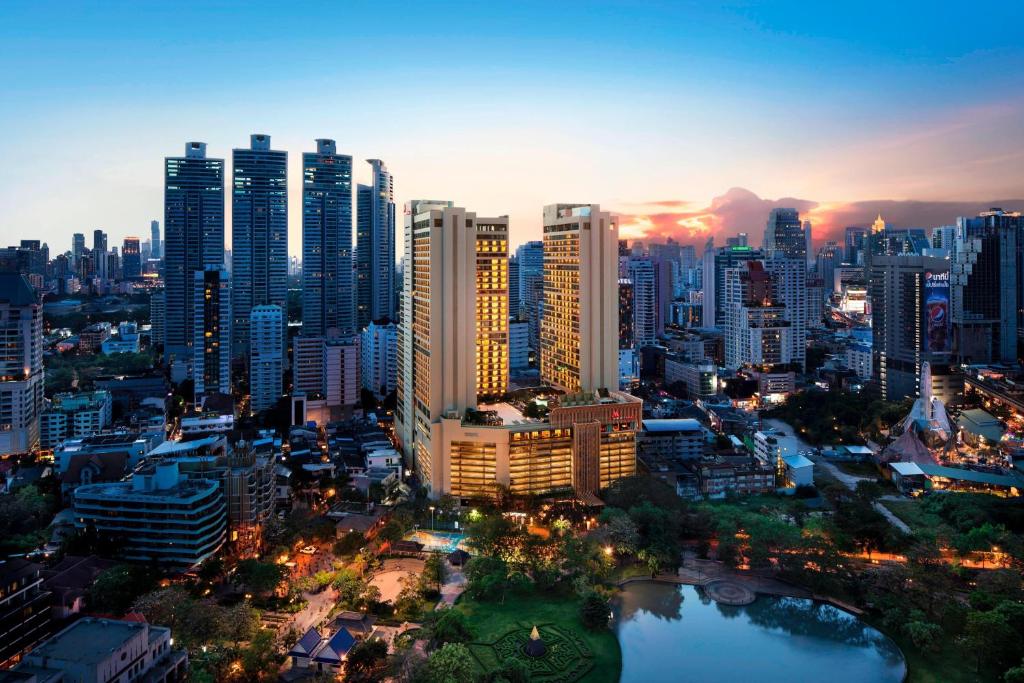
{"left": 617, "top": 188, "right": 1024, "bottom": 248}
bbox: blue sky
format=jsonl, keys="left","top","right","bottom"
{"left": 2, "top": 1, "right": 1023, "bottom": 251}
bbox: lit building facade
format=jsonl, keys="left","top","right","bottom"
{"left": 163, "top": 142, "right": 225, "bottom": 365}
{"left": 231, "top": 134, "right": 288, "bottom": 361}
{"left": 0, "top": 273, "right": 43, "bottom": 455}
{"left": 302, "top": 139, "right": 353, "bottom": 336}
{"left": 193, "top": 266, "right": 231, "bottom": 401}
{"left": 540, "top": 204, "right": 619, "bottom": 393}
{"left": 397, "top": 203, "right": 640, "bottom": 500}
{"left": 475, "top": 216, "right": 509, "bottom": 398}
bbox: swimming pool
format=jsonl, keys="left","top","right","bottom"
{"left": 403, "top": 530, "right": 469, "bottom": 553}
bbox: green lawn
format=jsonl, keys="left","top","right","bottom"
{"left": 456, "top": 591, "right": 621, "bottom": 683}
{"left": 834, "top": 461, "right": 883, "bottom": 478}
{"left": 862, "top": 617, "right": 992, "bottom": 683}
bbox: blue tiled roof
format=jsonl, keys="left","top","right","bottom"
{"left": 288, "top": 627, "right": 322, "bottom": 657}
{"left": 314, "top": 628, "right": 356, "bottom": 663}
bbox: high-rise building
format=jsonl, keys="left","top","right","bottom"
{"left": 292, "top": 334, "right": 360, "bottom": 422}
{"left": 122, "top": 236, "right": 141, "bottom": 279}
{"left": 723, "top": 261, "right": 792, "bottom": 369}
{"left": 763, "top": 253, "right": 807, "bottom": 369}
{"left": 816, "top": 242, "right": 840, "bottom": 293}
{"left": 509, "top": 318, "right": 530, "bottom": 370}
{"left": 396, "top": 202, "right": 640, "bottom": 499}
{"left": 701, "top": 239, "right": 763, "bottom": 329}
{"left": 0, "top": 273, "right": 43, "bottom": 455}
{"left": 72, "top": 233, "right": 86, "bottom": 260}
{"left": 355, "top": 159, "right": 396, "bottom": 330}
{"left": 515, "top": 240, "right": 544, "bottom": 349}
{"left": 302, "top": 139, "right": 353, "bottom": 337}
{"left": 150, "top": 220, "right": 161, "bottom": 259}
{"left": 150, "top": 289, "right": 165, "bottom": 349}
{"left": 231, "top": 134, "right": 288, "bottom": 360}
{"left": 475, "top": 216, "right": 509, "bottom": 398}
{"left": 870, "top": 255, "right": 955, "bottom": 402}
{"left": 507, "top": 254, "right": 520, "bottom": 314}
{"left": 844, "top": 226, "right": 867, "bottom": 264}
{"left": 618, "top": 278, "right": 634, "bottom": 349}
{"left": 952, "top": 208, "right": 1021, "bottom": 365}
{"left": 193, "top": 266, "right": 231, "bottom": 401}
{"left": 764, "top": 208, "right": 806, "bottom": 260}
{"left": 164, "top": 142, "right": 225, "bottom": 364}
{"left": 361, "top": 320, "right": 397, "bottom": 399}
{"left": 540, "top": 204, "right": 619, "bottom": 393}
{"left": 628, "top": 259, "right": 656, "bottom": 347}
{"left": 803, "top": 220, "right": 814, "bottom": 268}
{"left": 249, "top": 304, "right": 284, "bottom": 413}
{"left": 92, "top": 229, "right": 108, "bottom": 280}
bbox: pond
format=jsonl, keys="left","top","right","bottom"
{"left": 614, "top": 582, "right": 905, "bottom": 683}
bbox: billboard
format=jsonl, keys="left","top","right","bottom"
{"left": 922, "top": 270, "right": 950, "bottom": 353}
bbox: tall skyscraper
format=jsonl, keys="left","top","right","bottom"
{"left": 507, "top": 254, "right": 520, "bottom": 314}
{"left": 193, "top": 266, "right": 231, "bottom": 401}
{"left": 164, "top": 142, "right": 225, "bottom": 364}
{"left": 122, "top": 237, "right": 141, "bottom": 279}
{"left": 301, "top": 139, "right": 353, "bottom": 337}
{"left": 0, "top": 273, "right": 43, "bottom": 454}
{"left": 516, "top": 241, "right": 544, "bottom": 349}
{"left": 764, "top": 253, "right": 807, "bottom": 369}
{"left": 93, "top": 229, "right": 108, "bottom": 280}
{"left": 72, "top": 233, "right": 86, "bottom": 260}
{"left": 628, "top": 258, "right": 656, "bottom": 347}
{"left": 952, "top": 208, "right": 1021, "bottom": 365}
{"left": 764, "top": 208, "right": 806, "bottom": 260}
{"left": 540, "top": 204, "right": 619, "bottom": 393}
{"left": 844, "top": 226, "right": 866, "bottom": 264}
{"left": 355, "top": 158, "right": 396, "bottom": 329}
{"left": 803, "top": 220, "right": 814, "bottom": 268}
{"left": 724, "top": 261, "right": 792, "bottom": 369}
{"left": 150, "top": 220, "right": 161, "bottom": 259}
{"left": 249, "top": 304, "right": 284, "bottom": 413}
{"left": 474, "top": 217, "right": 509, "bottom": 398}
{"left": 702, "top": 240, "right": 763, "bottom": 329}
{"left": 231, "top": 134, "right": 288, "bottom": 359}
{"left": 870, "top": 255, "right": 956, "bottom": 402}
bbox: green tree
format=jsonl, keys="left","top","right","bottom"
{"left": 421, "top": 552, "right": 448, "bottom": 596}
{"left": 580, "top": 591, "right": 610, "bottom": 631}
{"left": 965, "top": 609, "right": 1016, "bottom": 672}
{"left": 234, "top": 559, "right": 286, "bottom": 596}
{"left": 87, "top": 565, "right": 158, "bottom": 616}
{"left": 240, "top": 629, "right": 281, "bottom": 681}
{"left": 1005, "top": 660, "right": 1024, "bottom": 683}
{"left": 428, "top": 607, "right": 474, "bottom": 649}
{"left": 422, "top": 643, "right": 478, "bottom": 683}
{"left": 345, "top": 638, "right": 389, "bottom": 683}
{"left": 903, "top": 621, "right": 942, "bottom": 653}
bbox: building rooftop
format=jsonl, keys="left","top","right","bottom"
{"left": 0, "top": 272, "right": 38, "bottom": 306}
{"left": 642, "top": 419, "right": 702, "bottom": 433}
{"left": 782, "top": 453, "right": 814, "bottom": 469}
{"left": 26, "top": 618, "right": 153, "bottom": 666}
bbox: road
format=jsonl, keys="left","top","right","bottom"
{"left": 291, "top": 586, "right": 338, "bottom": 634}
{"left": 762, "top": 418, "right": 911, "bottom": 534}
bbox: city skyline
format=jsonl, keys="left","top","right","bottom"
{"left": 2, "top": 3, "right": 1023, "bottom": 253}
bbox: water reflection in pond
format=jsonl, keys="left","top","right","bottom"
{"left": 614, "top": 582, "right": 905, "bottom": 683}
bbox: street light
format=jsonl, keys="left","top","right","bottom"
{"left": 429, "top": 506, "right": 436, "bottom": 531}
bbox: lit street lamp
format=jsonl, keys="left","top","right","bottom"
{"left": 429, "top": 505, "right": 436, "bottom": 531}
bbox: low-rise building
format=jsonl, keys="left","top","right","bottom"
{"left": 55, "top": 432, "right": 155, "bottom": 474}
{"left": 100, "top": 321, "right": 141, "bottom": 354}
{"left": 77, "top": 322, "right": 111, "bottom": 354}
{"left": 73, "top": 461, "right": 226, "bottom": 568}
{"left": 39, "top": 391, "right": 113, "bottom": 449}
{"left": 781, "top": 453, "right": 814, "bottom": 488}
{"left": 638, "top": 419, "right": 705, "bottom": 463}
{"left": 696, "top": 452, "right": 775, "bottom": 498}
{"left": 12, "top": 617, "right": 187, "bottom": 683}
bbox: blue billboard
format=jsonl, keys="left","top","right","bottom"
{"left": 922, "top": 270, "right": 950, "bottom": 353}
